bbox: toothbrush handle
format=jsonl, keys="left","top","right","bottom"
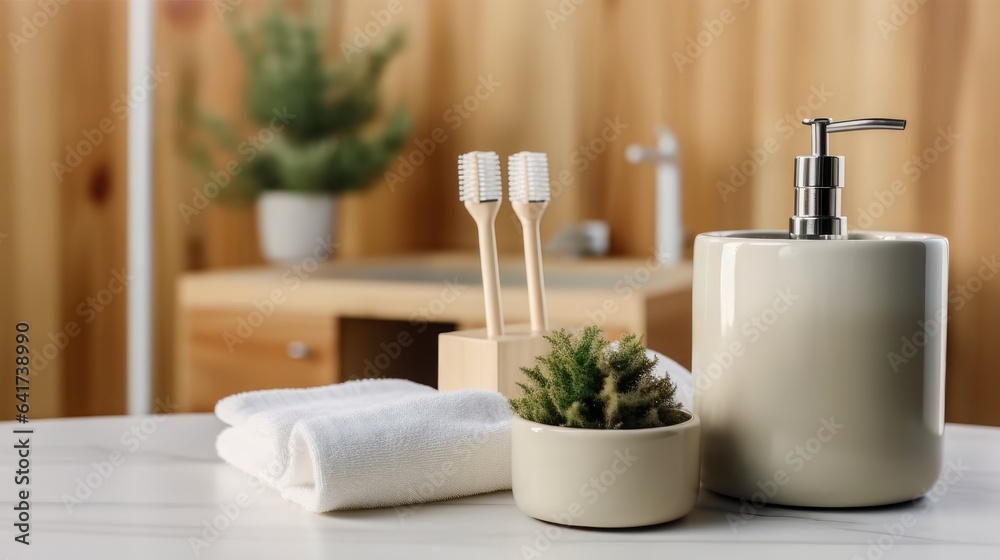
{"left": 522, "top": 218, "right": 548, "bottom": 333}
{"left": 478, "top": 221, "right": 504, "bottom": 338}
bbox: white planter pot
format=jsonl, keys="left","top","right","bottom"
{"left": 256, "top": 191, "right": 337, "bottom": 264}
{"left": 511, "top": 413, "right": 700, "bottom": 528}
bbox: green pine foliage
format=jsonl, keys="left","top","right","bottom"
{"left": 510, "top": 327, "right": 689, "bottom": 430}
{"left": 189, "top": 4, "right": 410, "bottom": 197}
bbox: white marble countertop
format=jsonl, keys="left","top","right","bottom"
{"left": 2, "top": 414, "right": 998, "bottom": 559}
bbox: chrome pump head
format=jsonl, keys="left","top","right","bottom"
{"left": 790, "top": 117, "right": 906, "bottom": 240}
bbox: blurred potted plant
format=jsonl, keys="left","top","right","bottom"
{"left": 191, "top": 5, "right": 409, "bottom": 262}
{"left": 509, "top": 327, "right": 700, "bottom": 528}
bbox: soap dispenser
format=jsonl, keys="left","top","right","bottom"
{"left": 692, "top": 117, "right": 948, "bottom": 507}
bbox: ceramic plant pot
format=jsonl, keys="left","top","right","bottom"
{"left": 257, "top": 191, "right": 337, "bottom": 263}
{"left": 511, "top": 413, "right": 701, "bottom": 528}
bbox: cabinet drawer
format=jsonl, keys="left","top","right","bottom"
{"left": 179, "top": 309, "right": 337, "bottom": 412}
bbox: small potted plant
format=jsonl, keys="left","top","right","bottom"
{"left": 510, "top": 327, "right": 700, "bottom": 528}
{"left": 191, "top": 6, "right": 409, "bottom": 262}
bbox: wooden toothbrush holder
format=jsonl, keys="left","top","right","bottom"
{"left": 438, "top": 324, "right": 551, "bottom": 397}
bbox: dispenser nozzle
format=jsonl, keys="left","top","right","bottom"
{"left": 804, "top": 118, "right": 906, "bottom": 156}
{"left": 790, "top": 117, "right": 906, "bottom": 240}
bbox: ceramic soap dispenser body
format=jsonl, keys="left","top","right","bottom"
{"left": 692, "top": 118, "right": 948, "bottom": 507}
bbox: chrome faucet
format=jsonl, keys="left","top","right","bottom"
{"left": 626, "top": 127, "right": 684, "bottom": 265}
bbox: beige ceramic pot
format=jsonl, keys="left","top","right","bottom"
{"left": 693, "top": 230, "right": 948, "bottom": 507}
{"left": 511, "top": 413, "right": 700, "bottom": 528}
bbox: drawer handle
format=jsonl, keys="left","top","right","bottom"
{"left": 286, "top": 341, "right": 311, "bottom": 360}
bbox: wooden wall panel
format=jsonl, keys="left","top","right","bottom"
{"left": 934, "top": 0, "right": 1000, "bottom": 425}
{"left": 1, "top": 1, "right": 65, "bottom": 419}
{"left": 0, "top": 5, "right": 11, "bottom": 419}
{"left": 57, "top": 1, "right": 129, "bottom": 417}
{"left": 148, "top": 0, "right": 1000, "bottom": 425}
{"left": 3, "top": 0, "right": 996, "bottom": 423}
{"left": 0, "top": 0, "right": 128, "bottom": 418}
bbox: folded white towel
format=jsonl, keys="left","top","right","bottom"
{"left": 215, "top": 379, "right": 512, "bottom": 512}
{"left": 215, "top": 350, "right": 693, "bottom": 513}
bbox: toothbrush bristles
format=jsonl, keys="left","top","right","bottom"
{"left": 458, "top": 151, "right": 502, "bottom": 203}
{"left": 508, "top": 152, "right": 551, "bottom": 203}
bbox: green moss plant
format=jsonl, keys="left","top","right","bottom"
{"left": 510, "top": 327, "right": 688, "bottom": 429}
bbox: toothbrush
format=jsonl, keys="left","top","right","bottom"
{"left": 458, "top": 151, "right": 505, "bottom": 338}
{"left": 508, "top": 152, "right": 551, "bottom": 334}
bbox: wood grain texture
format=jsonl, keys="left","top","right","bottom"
{"left": 178, "top": 308, "right": 338, "bottom": 412}
{"left": 177, "top": 253, "right": 692, "bottom": 405}
{"left": 644, "top": 288, "right": 694, "bottom": 371}
{"left": 0, "top": 0, "right": 128, "bottom": 418}
{"left": 2, "top": 0, "right": 998, "bottom": 424}
{"left": 0, "top": 1, "right": 65, "bottom": 418}
{"left": 56, "top": 1, "right": 129, "bottom": 417}
{"left": 157, "top": 0, "right": 999, "bottom": 425}
{"left": 438, "top": 324, "right": 551, "bottom": 397}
